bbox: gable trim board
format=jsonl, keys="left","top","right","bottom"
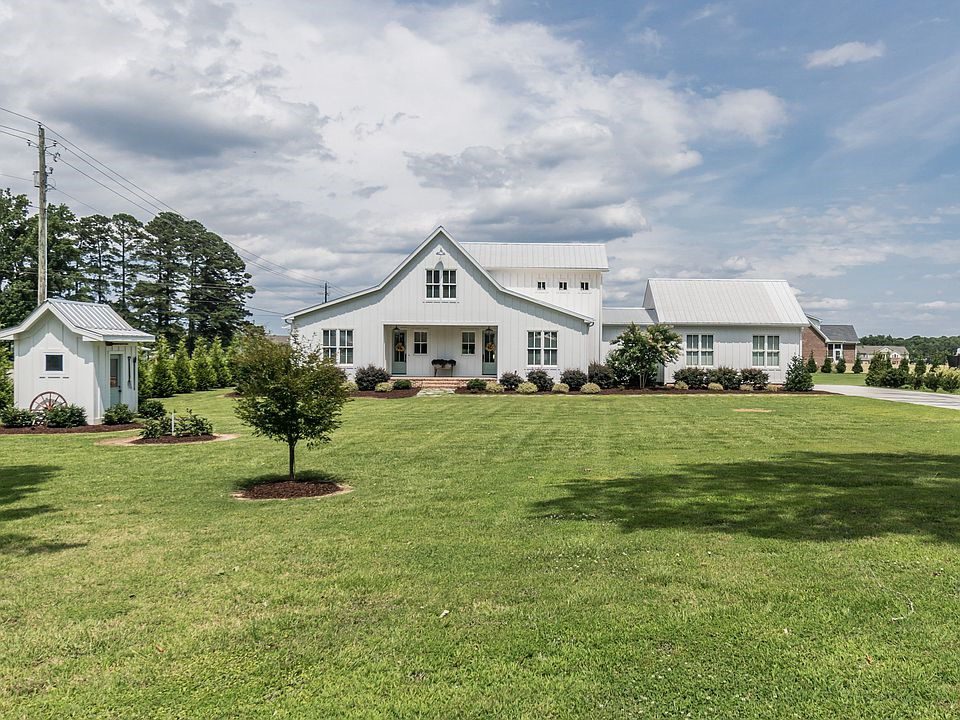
{"left": 286, "top": 228, "right": 809, "bottom": 383}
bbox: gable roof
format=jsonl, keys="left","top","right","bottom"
{"left": 0, "top": 299, "right": 154, "bottom": 342}
{"left": 602, "top": 307, "right": 658, "bottom": 325}
{"left": 819, "top": 324, "right": 859, "bottom": 343}
{"left": 461, "top": 242, "right": 608, "bottom": 271}
{"left": 284, "top": 227, "right": 595, "bottom": 323}
{"left": 643, "top": 279, "right": 808, "bottom": 326}
{"left": 860, "top": 344, "right": 909, "bottom": 357}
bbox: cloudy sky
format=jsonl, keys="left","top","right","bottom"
{"left": 1, "top": 0, "right": 958, "bottom": 335}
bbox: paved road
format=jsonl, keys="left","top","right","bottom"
{"left": 816, "top": 384, "right": 960, "bottom": 411}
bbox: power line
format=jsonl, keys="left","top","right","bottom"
{"left": 0, "top": 122, "right": 33, "bottom": 138}
{"left": 0, "top": 128, "right": 34, "bottom": 144}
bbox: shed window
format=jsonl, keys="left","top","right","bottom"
{"left": 686, "top": 335, "right": 714, "bottom": 366}
{"left": 44, "top": 354, "right": 64, "bottom": 372}
{"left": 527, "top": 331, "right": 558, "bottom": 366}
{"left": 753, "top": 335, "right": 780, "bottom": 366}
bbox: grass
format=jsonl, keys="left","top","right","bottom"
{"left": 811, "top": 371, "right": 867, "bottom": 385}
{"left": 3, "top": 390, "right": 960, "bottom": 718}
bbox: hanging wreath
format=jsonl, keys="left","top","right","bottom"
{"left": 485, "top": 342, "right": 496, "bottom": 353}
{"left": 395, "top": 342, "right": 405, "bottom": 353}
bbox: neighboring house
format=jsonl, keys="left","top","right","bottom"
{"left": 285, "top": 227, "right": 809, "bottom": 384}
{"left": 0, "top": 299, "right": 153, "bottom": 421}
{"left": 859, "top": 345, "right": 909, "bottom": 367}
{"left": 802, "top": 315, "right": 859, "bottom": 365}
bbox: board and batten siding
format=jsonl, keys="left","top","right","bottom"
{"left": 290, "top": 234, "right": 600, "bottom": 379}
{"left": 664, "top": 326, "right": 802, "bottom": 384}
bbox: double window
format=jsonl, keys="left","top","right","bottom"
{"left": 413, "top": 331, "right": 428, "bottom": 355}
{"left": 322, "top": 329, "right": 354, "bottom": 365}
{"left": 426, "top": 267, "right": 457, "bottom": 298}
{"left": 461, "top": 331, "right": 476, "bottom": 355}
{"left": 558, "top": 281, "right": 568, "bottom": 291}
{"left": 536, "top": 281, "right": 546, "bottom": 290}
{"left": 580, "top": 281, "right": 590, "bottom": 291}
{"left": 528, "top": 331, "right": 558, "bottom": 366}
{"left": 752, "top": 335, "right": 780, "bottom": 367}
{"left": 686, "top": 334, "right": 714, "bottom": 366}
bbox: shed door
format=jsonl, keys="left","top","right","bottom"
{"left": 109, "top": 354, "right": 122, "bottom": 406}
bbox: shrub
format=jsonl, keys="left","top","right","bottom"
{"left": 174, "top": 409, "right": 213, "bottom": 437}
{"left": 766, "top": 384, "right": 782, "bottom": 392}
{"left": 150, "top": 337, "right": 177, "bottom": 398}
{"left": 45, "top": 404, "right": 87, "bottom": 428}
{"left": 516, "top": 382, "right": 538, "bottom": 394}
{"left": 835, "top": 357, "right": 846, "bottom": 374}
{"left": 342, "top": 381, "right": 359, "bottom": 393}
{"left": 940, "top": 371, "right": 960, "bottom": 392}
{"left": 884, "top": 365, "right": 909, "bottom": 388}
{"left": 210, "top": 337, "right": 232, "bottom": 387}
{"left": 499, "top": 371, "right": 522, "bottom": 391}
{"left": 820, "top": 356, "right": 833, "bottom": 374}
{"left": 673, "top": 380, "right": 689, "bottom": 390}
{"left": 1, "top": 407, "right": 36, "bottom": 428}
{"left": 865, "top": 353, "right": 890, "bottom": 387}
{"left": 607, "top": 323, "right": 682, "bottom": 388}
{"left": 706, "top": 367, "right": 740, "bottom": 390}
{"left": 587, "top": 362, "right": 618, "bottom": 389}
{"left": 526, "top": 369, "right": 554, "bottom": 393}
{"left": 466, "top": 378, "right": 487, "bottom": 393}
{"left": 852, "top": 355, "right": 863, "bottom": 374}
{"left": 559, "top": 369, "right": 588, "bottom": 391}
{"left": 374, "top": 381, "right": 394, "bottom": 392}
{"left": 552, "top": 383, "right": 570, "bottom": 394}
{"left": 172, "top": 338, "right": 195, "bottom": 394}
{"left": 355, "top": 365, "right": 390, "bottom": 391}
{"left": 673, "top": 367, "right": 708, "bottom": 389}
{"left": 739, "top": 368, "right": 770, "bottom": 391}
{"left": 806, "top": 352, "right": 818, "bottom": 374}
{"left": 739, "top": 384, "right": 754, "bottom": 392}
{"left": 580, "top": 382, "right": 601, "bottom": 394}
{"left": 485, "top": 382, "right": 504, "bottom": 393}
{"left": 103, "top": 403, "right": 134, "bottom": 425}
{"left": 138, "top": 399, "right": 166, "bottom": 420}
{"left": 192, "top": 340, "right": 218, "bottom": 391}
{"left": 0, "top": 345, "right": 12, "bottom": 411}
{"left": 913, "top": 358, "right": 927, "bottom": 378}
{"left": 784, "top": 355, "right": 814, "bottom": 392}
{"left": 392, "top": 379, "right": 413, "bottom": 390}
{"left": 140, "top": 417, "right": 169, "bottom": 439}
{"left": 923, "top": 372, "right": 941, "bottom": 391}
{"left": 707, "top": 382, "right": 724, "bottom": 392}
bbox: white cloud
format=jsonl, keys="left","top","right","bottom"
{"left": 805, "top": 41, "right": 885, "bottom": 69}
{"left": 801, "top": 297, "right": 851, "bottom": 311}
{"left": 919, "top": 300, "right": 960, "bottom": 311}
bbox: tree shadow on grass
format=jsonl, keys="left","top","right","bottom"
{"left": 531, "top": 453, "right": 960, "bottom": 543}
{"left": 234, "top": 470, "right": 346, "bottom": 492}
{"left": 0, "top": 464, "right": 85, "bottom": 555}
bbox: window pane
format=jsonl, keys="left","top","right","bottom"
{"left": 686, "top": 350, "right": 699, "bottom": 365}
{"left": 701, "top": 350, "right": 714, "bottom": 366}
{"left": 768, "top": 335, "right": 779, "bottom": 351}
{"left": 753, "top": 335, "right": 764, "bottom": 351}
{"left": 701, "top": 335, "right": 713, "bottom": 350}
{"left": 528, "top": 349, "right": 540, "bottom": 365}
{"left": 767, "top": 351, "right": 780, "bottom": 366}
{"left": 544, "top": 349, "right": 557, "bottom": 365}
{"left": 45, "top": 354, "right": 63, "bottom": 372}
{"left": 528, "top": 331, "right": 541, "bottom": 349}
{"left": 544, "top": 331, "right": 557, "bottom": 349}
{"left": 687, "top": 334, "right": 698, "bottom": 350}
{"left": 752, "top": 351, "right": 765, "bottom": 366}
{"left": 340, "top": 330, "right": 353, "bottom": 347}
{"left": 341, "top": 347, "right": 353, "bottom": 364}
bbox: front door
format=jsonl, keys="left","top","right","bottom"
{"left": 392, "top": 330, "right": 407, "bottom": 375}
{"left": 109, "top": 353, "right": 122, "bottom": 406}
{"left": 482, "top": 328, "right": 497, "bottom": 376}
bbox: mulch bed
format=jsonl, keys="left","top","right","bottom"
{"left": 131, "top": 434, "right": 218, "bottom": 445}
{"left": 352, "top": 389, "right": 420, "bottom": 399}
{"left": 454, "top": 387, "right": 829, "bottom": 396}
{"left": 234, "top": 480, "right": 350, "bottom": 500}
{"left": 0, "top": 422, "right": 142, "bottom": 435}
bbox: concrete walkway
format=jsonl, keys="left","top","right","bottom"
{"left": 815, "top": 384, "right": 960, "bottom": 411}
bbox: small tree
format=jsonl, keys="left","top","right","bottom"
{"left": 138, "top": 347, "right": 153, "bottom": 403}
{"left": 0, "top": 344, "right": 13, "bottom": 410}
{"left": 210, "top": 337, "right": 232, "bottom": 387}
{"left": 172, "top": 338, "right": 195, "bottom": 394}
{"left": 192, "top": 339, "right": 217, "bottom": 391}
{"left": 150, "top": 337, "right": 177, "bottom": 398}
{"left": 912, "top": 358, "right": 927, "bottom": 390}
{"left": 784, "top": 355, "right": 814, "bottom": 391}
{"left": 607, "top": 323, "right": 682, "bottom": 388}
{"left": 835, "top": 356, "right": 846, "bottom": 374}
{"left": 820, "top": 356, "right": 833, "bottom": 374}
{"left": 851, "top": 354, "right": 863, "bottom": 374}
{"left": 865, "top": 352, "right": 890, "bottom": 387}
{"left": 806, "top": 352, "right": 818, "bottom": 374}
{"left": 234, "top": 333, "right": 349, "bottom": 481}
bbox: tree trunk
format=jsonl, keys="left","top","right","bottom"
{"left": 288, "top": 440, "right": 297, "bottom": 481}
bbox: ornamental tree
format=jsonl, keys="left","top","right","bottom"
{"left": 150, "top": 337, "right": 177, "bottom": 398}
{"left": 806, "top": 352, "right": 818, "bottom": 374}
{"left": 192, "top": 339, "right": 217, "bottom": 391}
{"left": 820, "top": 356, "right": 833, "bottom": 374}
{"left": 835, "top": 356, "right": 846, "bottom": 374}
{"left": 607, "top": 322, "right": 682, "bottom": 388}
{"left": 172, "top": 338, "right": 195, "bottom": 394}
{"left": 851, "top": 354, "right": 863, "bottom": 374}
{"left": 784, "top": 355, "right": 814, "bottom": 392}
{"left": 234, "top": 332, "right": 349, "bottom": 481}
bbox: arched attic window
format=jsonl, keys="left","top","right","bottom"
{"left": 426, "top": 262, "right": 457, "bottom": 299}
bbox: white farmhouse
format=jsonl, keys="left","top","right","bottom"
{"left": 0, "top": 299, "right": 153, "bottom": 421}
{"left": 285, "top": 227, "right": 809, "bottom": 384}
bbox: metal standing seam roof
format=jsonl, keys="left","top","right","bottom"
{"left": 818, "top": 324, "right": 859, "bottom": 343}
{"left": 0, "top": 298, "right": 154, "bottom": 342}
{"left": 602, "top": 307, "right": 659, "bottom": 325}
{"left": 461, "top": 242, "right": 609, "bottom": 270}
{"left": 644, "top": 279, "right": 809, "bottom": 326}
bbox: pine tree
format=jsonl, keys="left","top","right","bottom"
{"left": 183, "top": 227, "right": 254, "bottom": 344}
{"left": 209, "top": 337, "right": 232, "bottom": 387}
{"left": 150, "top": 337, "right": 177, "bottom": 397}
{"left": 172, "top": 338, "right": 195, "bottom": 394}
{"left": 109, "top": 213, "right": 147, "bottom": 321}
{"left": 0, "top": 189, "right": 34, "bottom": 328}
{"left": 191, "top": 338, "right": 217, "bottom": 390}
{"left": 806, "top": 351, "right": 817, "bottom": 374}
{"left": 0, "top": 343, "right": 13, "bottom": 410}
{"left": 77, "top": 214, "right": 113, "bottom": 303}
{"left": 851, "top": 354, "right": 863, "bottom": 374}
{"left": 820, "top": 356, "right": 833, "bottom": 373}
{"left": 835, "top": 356, "right": 846, "bottom": 374}
{"left": 132, "top": 212, "right": 189, "bottom": 343}
{"left": 784, "top": 355, "right": 814, "bottom": 391}
{"left": 912, "top": 358, "right": 927, "bottom": 389}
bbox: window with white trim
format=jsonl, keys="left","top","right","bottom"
{"left": 752, "top": 335, "right": 780, "bottom": 366}
{"left": 44, "top": 353, "right": 64, "bottom": 372}
{"left": 461, "top": 331, "right": 476, "bottom": 355}
{"left": 426, "top": 268, "right": 440, "bottom": 298}
{"left": 685, "top": 334, "right": 714, "bottom": 366}
{"left": 322, "top": 329, "right": 354, "bottom": 365}
{"left": 527, "top": 331, "right": 558, "bottom": 366}
{"left": 413, "top": 331, "right": 428, "bottom": 355}
{"left": 558, "top": 281, "right": 568, "bottom": 290}
{"left": 580, "top": 281, "right": 590, "bottom": 291}
{"left": 536, "top": 281, "right": 546, "bottom": 290}
{"left": 442, "top": 269, "right": 457, "bottom": 298}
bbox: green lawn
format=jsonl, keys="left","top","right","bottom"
{"left": 811, "top": 371, "right": 867, "bottom": 385}
{"left": 3, "top": 391, "right": 960, "bottom": 718}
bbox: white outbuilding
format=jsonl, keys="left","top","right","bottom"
{"left": 0, "top": 299, "right": 153, "bottom": 422}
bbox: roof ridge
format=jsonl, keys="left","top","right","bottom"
{"left": 461, "top": 241, "right": 607, "bottom": 246}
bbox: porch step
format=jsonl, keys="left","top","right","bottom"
{"left": 404, "top": 376, "right": 475, "bottom": 389}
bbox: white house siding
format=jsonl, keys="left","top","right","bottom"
{"left": 486, "top": 268, "right": 603, "bottom": 320}
{"left": 290, "top": 234, "right": 598, "bottom": 380}
{"left": 663, "top": 325, "right": 803, "bottom": 384}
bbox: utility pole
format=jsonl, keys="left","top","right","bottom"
{"left": 35, "top": 124, "right": 48, "bottom": 305}
{"left": 324, "top": 282, "right": 328, "bottom": 303}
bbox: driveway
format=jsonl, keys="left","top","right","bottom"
{"left": 816, "top": 384, "right": 960, "bottom": 411}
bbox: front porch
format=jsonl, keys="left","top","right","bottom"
{"left": 385, "top": 324, "right": 498, "bottom": 378}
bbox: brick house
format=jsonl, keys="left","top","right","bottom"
{"left": 803, "top": 315, "right": 859, "bottom": 365}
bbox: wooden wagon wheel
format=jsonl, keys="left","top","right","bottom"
{"left": 30, "top": 391, "right": 67, "bottom": 413}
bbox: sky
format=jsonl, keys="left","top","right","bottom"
{"left": 0, "top": 0, "right": 958, "bottom": 336}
